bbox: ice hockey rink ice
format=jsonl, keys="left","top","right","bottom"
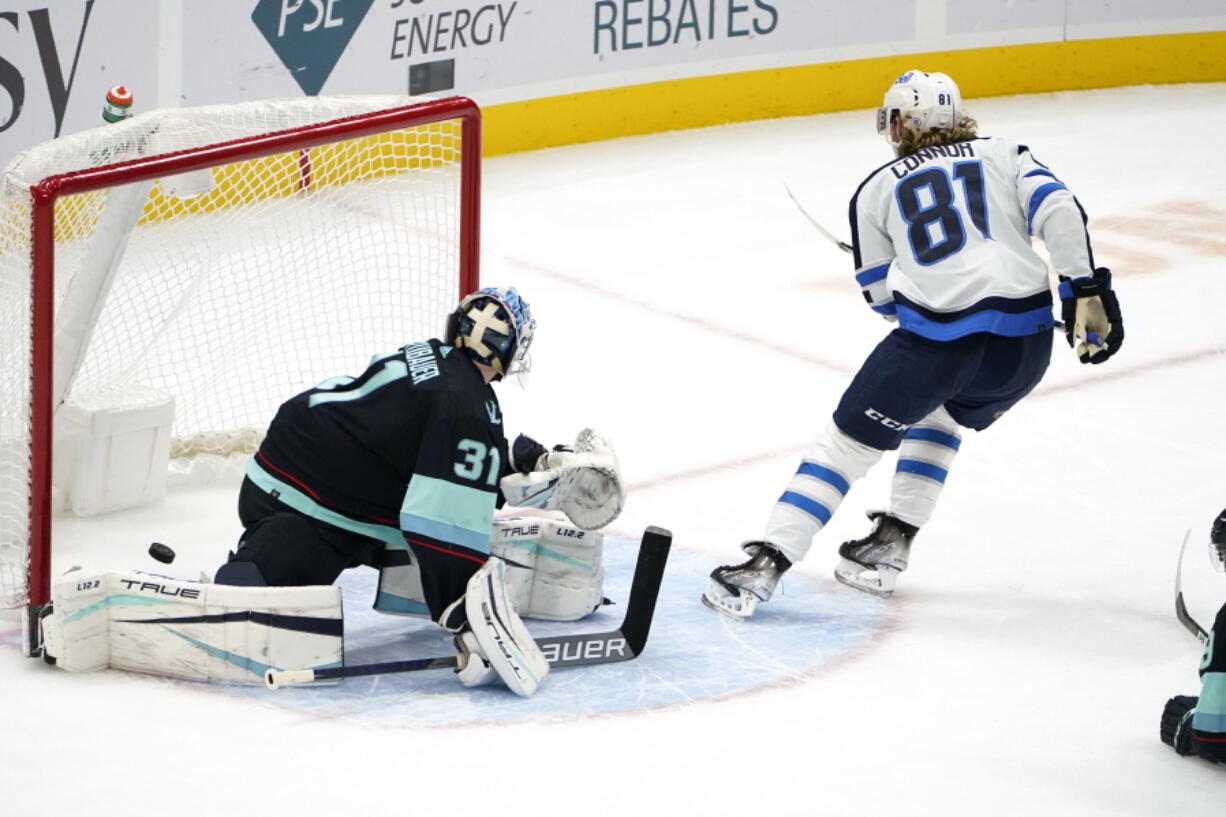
{"left": 2, "top": 82, "right": 1224, "bottom": 815}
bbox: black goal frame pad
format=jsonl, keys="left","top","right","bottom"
{"left": 265, "top": 525, "right": 672, "bottom": 689}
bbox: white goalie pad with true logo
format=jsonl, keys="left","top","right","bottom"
{"left": 491, "top": 516, "right": 604, "bottom": 621}
{"left": 375, "top": 515, "right": 605, "bottom": 622}
{"left": 41, "top": 569, "right": 343, "bottom": 685}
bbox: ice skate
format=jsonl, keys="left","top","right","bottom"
{"left": 834, "top": 511, "right": 918, "bottom": 598}
{"left": 702, "top": 542, "right": 791, "bottom": 620}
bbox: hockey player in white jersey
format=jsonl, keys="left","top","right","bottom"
{"left": 704, "top": 69, "right": 1124, "bottom": 618}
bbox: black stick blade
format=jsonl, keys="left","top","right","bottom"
{"left": 621, "top": 526, "right": 671, "bottom": 657}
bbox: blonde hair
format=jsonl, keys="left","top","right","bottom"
{"left": 897, "top": 114, "right": 979, "bottom": 157}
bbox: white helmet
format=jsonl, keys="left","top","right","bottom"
{"left": 876, "top": 70, "right": 962, "bottom": 148}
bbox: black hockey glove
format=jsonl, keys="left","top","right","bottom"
{"left": 1160, "top": 695, "right": 1199, "bottom": 757}
{"left": 1059, "top": 267, "right": 1123, "bottom": 364}
{"left": 510, "top": 434, "right": 548, "bottom": 474}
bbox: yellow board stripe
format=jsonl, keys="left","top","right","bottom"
{"left": 483, "top": 31, "right": 1226, "bottom": 157}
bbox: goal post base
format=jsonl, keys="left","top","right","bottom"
{"left": 21, "top": 604, "right": 44, "bottom": 659}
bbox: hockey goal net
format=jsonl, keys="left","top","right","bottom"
{"left": 0, "top": 95, "right": 481, "bottom": 654}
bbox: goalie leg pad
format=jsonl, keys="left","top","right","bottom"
{"left": 43, "top": 570, "right": 342, "bottom": 685}
{"left": 462, "top": 558, "right": 550, "bottom": 697}
{"left": 491, "top": 517, "right": 604, "bottom": 621}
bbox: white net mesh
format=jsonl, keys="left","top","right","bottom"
{"left": 0, "top": 96, "right": 475, "bottom": 610}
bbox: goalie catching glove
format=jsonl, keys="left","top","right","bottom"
{"left": 500, "top": 429, "right": 625, "bottom": 530}
{"left": 1058, "top": 267, "right": 1124, "bottom": 364}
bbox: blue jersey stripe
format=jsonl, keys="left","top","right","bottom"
{"left": 796, "top": 462, "right": 850, "bottom": 495}
{"left": 1027, "top": 181, "right": 1068, "bottom": 233}
{"left": 1193, "top": 710, "right": 1226, "bottom": 733}
{"left": 373, "top": 592, "right": 432, "bottom": 616}
{"left": 399, "top": 474, "right": 495, "bottom": 554}
{"left": 896, "top": 303, "right": 1054, "bottom": 340}
{"left": 399, "top": 512, "right": 492, "bottom": 554}
{"left": 855, "top": 263, "right": 889, "bottom": 286}
{"left": 1195, "top": 671, "right": 1226, "bottom": 734}
{"left": 1024, "top": 168, "right": 1057, "bottom": 180}
{"left": 778, "top": 491, "right": 832, "bottom": 524}
{"left": 896, "top": 459, "right": 948, "bottom": 483}
{"left": 246, "top": 460, "right": 405, "bottom": 544}
{"left": 903, "top": 427, "right": 962, "bottom": 451}
{"left": 872, "top": 303, "right": 898, "bottom": 316}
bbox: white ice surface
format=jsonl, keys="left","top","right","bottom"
{"left": 3, "top": 83, "right": 1225, "bottom": 815}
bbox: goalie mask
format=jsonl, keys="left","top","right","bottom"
{"left": 445, "top": 286, "right": 536, "bottom": 379}
{"left": 877, "top": 70, "right": 961, "bottom": 149}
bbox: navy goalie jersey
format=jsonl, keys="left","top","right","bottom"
{"left": 246, "top": 339, "right": 508, "bottom": 562}
{"left": 849, "top": 136, "right": 1097, "bottom": 340}
{"left": 1193, "top": 603, "right": 1226, "bottom": 754}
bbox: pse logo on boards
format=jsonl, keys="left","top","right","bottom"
{"left": 251, "top": 0, "right": 376, "bottom": 96}
{"left": 593, "top": 0, "right": 779, "bottom": 54}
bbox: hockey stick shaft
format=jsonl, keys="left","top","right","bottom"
{"left": 784, "top": 183, "right": 853, "bottom": 254}
{"left": 265, "top": 526, "right": 673, "bottom": 689}
{"left": 1175, "top": 529, "right": 1210, "bottom": 644}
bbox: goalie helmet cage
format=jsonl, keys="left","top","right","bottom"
{"left": 0, "top": 95, "right": 482, "bottom": 656}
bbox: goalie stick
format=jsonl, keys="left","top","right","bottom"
{"left": 1175, "top": 528, "right": 1210, "bottom": 644}
{"left": 265, "top": 525, "right": 672, "bottom": 689}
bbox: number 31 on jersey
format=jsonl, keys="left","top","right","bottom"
{"left": 454, "top": 439, "right": 500, "bottom": 486}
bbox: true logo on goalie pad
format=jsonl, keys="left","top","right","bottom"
{"left": 115, "top": 578, "right": 201, "bottom": 599}
{"left": 495, "top": 522, "right": 541, "bottom": 540}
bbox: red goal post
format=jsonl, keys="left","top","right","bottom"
{"left": 0, "top": 95, "right": 482, "bottom": 655}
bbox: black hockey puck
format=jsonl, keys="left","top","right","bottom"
{"left": 148, "top": 542, "right": 176, "bottom": 564}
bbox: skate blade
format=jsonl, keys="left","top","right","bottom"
{"left": 700, "top": 584, "right": 759, "bottom": 620}
{"left": 834, "top": 559, "right": 898, "bottom": 598}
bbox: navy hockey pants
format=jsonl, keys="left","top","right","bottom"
{"left": 833, "top": 328, "right": 1053, "bottom": 451}
{"left": 226, "top": 477, "right": 384, "bottom": 586}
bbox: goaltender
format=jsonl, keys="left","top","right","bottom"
{"left": 41, "top": 287, "right": 624, "bottom": 698}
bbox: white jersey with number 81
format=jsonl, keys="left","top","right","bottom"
{"left": 849, "top": 136, "right": 1096, "bottom": 341}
